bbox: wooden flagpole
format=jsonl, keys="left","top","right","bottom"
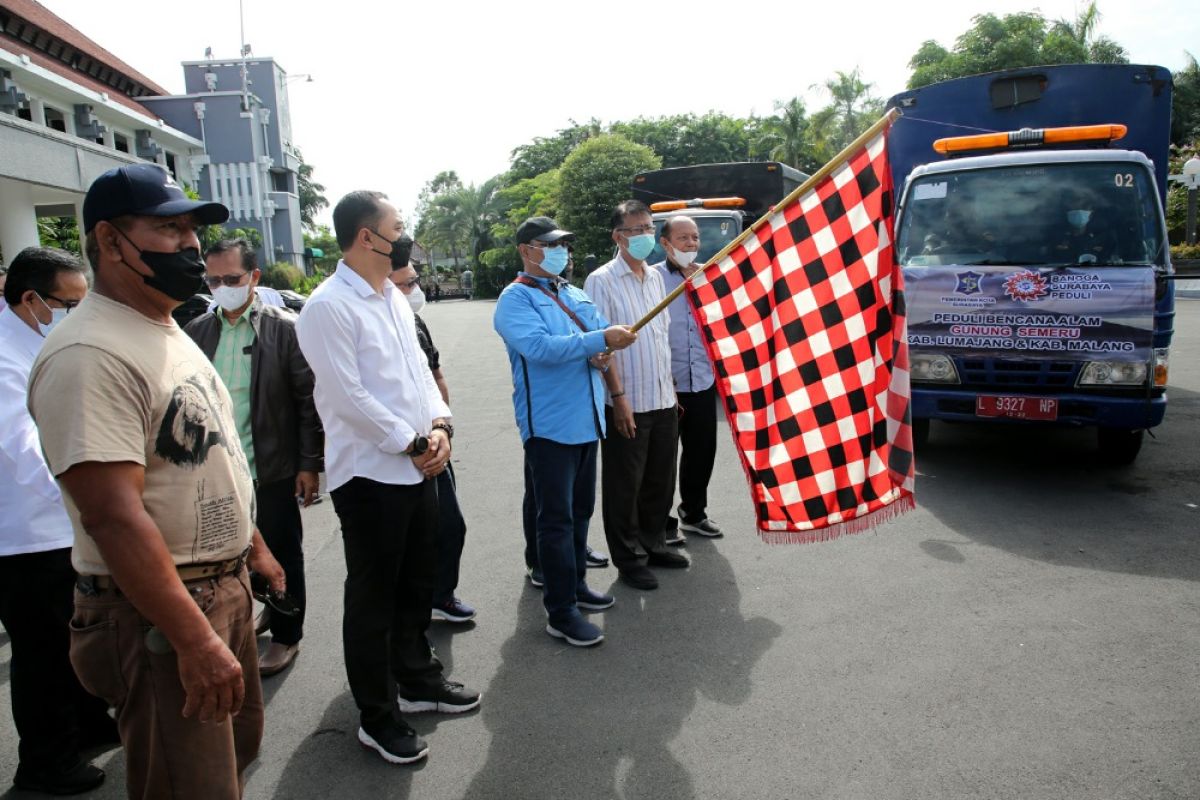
{"left": 626, "top": 107, "right": 900, "bottom": 333}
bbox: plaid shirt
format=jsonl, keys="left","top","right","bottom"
{"left": 584, "top": 253, "right": 676, "bottom": 413}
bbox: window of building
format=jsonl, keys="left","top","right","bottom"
{"left": 113, "top": 132, "right": 129, "bottom": 153}
{"left": 271, "top": 170, "right": 293, "bottom": 193}
{"left": 44, "top": 105, "right": 65, "bottom": 132}
{"left": 165, "top": 152, "right": 177, "bottom": 179}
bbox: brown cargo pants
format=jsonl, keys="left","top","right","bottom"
{"left": 69, "top": 568, "right": 264, "bottom": 799}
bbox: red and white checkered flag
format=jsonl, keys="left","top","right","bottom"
{"left": 687, "top": 125, "right": 914, "bottom": 542}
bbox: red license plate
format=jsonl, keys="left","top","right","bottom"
{"left": 975, "top": 395, "right": 1059, "bottom": 421}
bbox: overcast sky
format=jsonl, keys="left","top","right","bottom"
{"left": 39, "top": 0, "right": 1200, "bottom": 227}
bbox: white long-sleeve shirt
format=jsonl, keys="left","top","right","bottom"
{"left": 296, "top": 261, "right": 451, "bottom": 491}
{"left": 0, "top": 308, "right": 73, "bottom": 555}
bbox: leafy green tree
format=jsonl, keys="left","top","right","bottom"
{"left": 612, "top": 112, "right": 755, "bottom": 168}
{"left": 294, "top": 149, "right": 328, "bottom": 231}
{"left": 508, "top": 121, "right": 602, "bottom": 182}
{"left": 907, "top": 5, "right": 1127, "bottom": 89}
{"left": 303, "top": 224, "right": 341, "bottom": 272}
{"left": 1172, "top": 53, "right": 1200, "bottom": 147}
{"left": 476, "top": 169, "right": 562, "bottom": 298}
{"left": 557, "top": 134, "right": 661, "bottom": 261}
{"left": 37, "top": 216, "right": 80, "bottom": 254}
{"left": 198, "top": 225, "right": 262, "bottom": 253}
{"left": 752, "top": 98, "right": 815, "bottom": 171}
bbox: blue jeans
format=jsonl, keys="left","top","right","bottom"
{"left": 524, "top": 437, "right": 598, "bottom": 625}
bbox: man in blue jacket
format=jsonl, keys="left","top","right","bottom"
{"left": 494, "top": 217, "right": 637, "bottom": 647}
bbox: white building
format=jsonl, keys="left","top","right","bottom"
{"left": 0, "top": 0, "right": 206, "bottom": 263}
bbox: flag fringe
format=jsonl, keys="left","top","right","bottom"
{"left": 757, "top": 493, "right": 916, "bottom": 545}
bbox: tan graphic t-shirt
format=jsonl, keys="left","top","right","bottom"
{"left": 29, "top": 293, "right": 254, "bottom": 574}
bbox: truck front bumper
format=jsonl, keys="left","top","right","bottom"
{"left": 912, "top": 387, "right": 1166, "bottom": 429}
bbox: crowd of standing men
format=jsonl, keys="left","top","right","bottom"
{"left": 0, "top": 162, "right": 726, "bottom": 797}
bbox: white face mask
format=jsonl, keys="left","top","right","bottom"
{"left": 406, "top": 285, "right": 426, "bottom": 314}
{"left": 33, "top": 294, "right": 68, "bottom": 337}
{"left": 670, "top": 247, "right": 699, "bottom": 269}
{"left": 213, "top": 283, "right": 252, "bottom": 312}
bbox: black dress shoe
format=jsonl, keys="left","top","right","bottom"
{"left": 647, "top": 550, "right": 690, "bottom": 568}
{"left": 14, "top": 760, "right": 105, "bottom": 795}
{"left": 79, "top": 716, "right": 121, "bottom": 752}
{"left": 618, "top": 565, "right": 659, "bottom": 590}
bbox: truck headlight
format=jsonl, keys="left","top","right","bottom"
{"left": 1153, "top": 348, "right": 1169, "bottom": 387}
{"left": 1077, "top": 360, "right": 1148, "bottom": 386}
{"left": 910, "top": 353, "right": 959, "bottom": 383}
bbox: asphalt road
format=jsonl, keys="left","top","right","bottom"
{"left": 2, "top": 298, "right": 1198, "bottom": 800}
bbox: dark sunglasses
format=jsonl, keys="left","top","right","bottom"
{"left": 203, "top": 274, "right": 250, "bottom": 288}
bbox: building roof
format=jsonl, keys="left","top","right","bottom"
{"left": 0, "top": 0, "right": 171, "bottom": 116}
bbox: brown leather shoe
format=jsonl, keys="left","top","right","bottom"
{"left": 259, "top": 642, "right": 299, "bottom": 677}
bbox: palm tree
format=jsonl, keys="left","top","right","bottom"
{"left": 423, "top": 177, "right": 504, "bottom": 270}
{"left": 752, "top": 98, "right": 812, "bottom": 171}
{"left": 817, "top": 68, "right": 883, "bottom": 151}
{"left": 1052, "top": 2, "right": 1127, "bottom": 63}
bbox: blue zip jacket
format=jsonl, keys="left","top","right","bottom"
{"left": 493, "top": 274, "right": 611, "bottom": 444}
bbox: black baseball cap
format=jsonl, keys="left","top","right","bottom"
{"left": 83, "top": 163, "right": 229, "bottom": 233}
{"left": 516, "top": 216, "right": 573, "bottom": 245}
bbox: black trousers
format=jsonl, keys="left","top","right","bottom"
{"left": 600, "top": 406, "right": 679, "bottom": 571}
{"left": 0, "top": 548, "right": 112, "bottom": 770}
{"left": 256, "top": 477, "right": 306, "bottom": 645}
{"left": 432, "top": 463, "right": 467, "bottom": 606}
{"left": 331, "top": 477, "right": 444, "bottom": 728}
{"left": 676, "top": 386, "right": 719, "bottom": 523}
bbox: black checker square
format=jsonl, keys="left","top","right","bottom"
{"left": 788, "top": 214, "right": 811, "bottom": 243}
{"left": 782, "top": 318, "right": 808, "bottom": 347}
{"left": 740, "top": 346, "right": 761, "bottom": 370}
{"left": 832, "top": 343, "right": 858, "bottom": 371}
{"left": 738, "top": 256, "right": 758, "bottom": 284}
{"left": 725, "top": 311, "right": 746, "bottom": 335}
{"left": 855, "top": 280, "right": 877, "bottom": 309}
{"left": 748, "top": 386, "right": 768, "bottom": 410}
{"left": 826, "top": 442, "right": 848, "bottom": 468}
{"left": 755, "top": 425, "right": 771, "bottom": 452}
{"left": 756, "top": 466, "right": 779, "bottom": 490}
{"left": 889, "top": 444, "right": 913, "bottom": 478}
{"left": 855, "top": 165, "right": 880, "bottom": 200}
{"left": 777, "top": 414, "right": 802, "bottom": 442}
{"left": 819, "top": 301, "right": 844, "bottom": 329}
{"left": 803, "top": 257, "right": 829, "bottom": 287}
{"left": 813, "top": 400, "right": 837, "bottom": 427}
{"left": 752, "top": 294, "right": 772, "bottom": 321}
{"left": 773, "top": 276, "right": 793, "bottom": 304}
{"left": 790, "top": 454, "right": 815, "bottom": 480}
{"left": 838, "top": 237, "right": 862, "bottom": 270}
{"left": 798, "top": 359, "right": 821, "bottom": 386}
{"left": 710, "top": 273, "right": 731, "bottom": 297}
{"left": 834, "top": 486, "right": 859, "bottom": 514}
{"left": 846, "top": 387, "right": 869, "bottom": 414}
{"left": 821, "top": 191, "right": 846, "bottom": 223}
{"left": 803, "top": 494, "right": 829, "bottom": 520}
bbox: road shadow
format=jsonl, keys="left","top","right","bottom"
{"left": 270, "top": 690, "right": 420, "bottom": 800}
{"left": 913, "top": 385, "right": 1200, "bottom": 582}
{"left": 460, "top": 547, "right": 780, "bottom": 800}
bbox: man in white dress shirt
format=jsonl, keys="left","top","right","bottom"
{"left": 0, "top": 247, "right": 116, "bottom": 795}
{"left": 296, "top": 191, "right": 479, "bottom": 767}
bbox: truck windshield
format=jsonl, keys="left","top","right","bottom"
{"left": 896, "top": 162, "right": 1164, "bottom": 268}
{"left": 647, "top": 215, "right": 742, "bottom": 266}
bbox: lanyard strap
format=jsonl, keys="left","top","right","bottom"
{"left": 513, "top": 275, "right": 590, "bottom": 333}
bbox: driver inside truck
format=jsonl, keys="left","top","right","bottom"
{"left": 1044, "top": 188, "right": 1117, "bottom": 264}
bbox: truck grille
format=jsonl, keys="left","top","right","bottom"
{"left": 957, "top": 358, "right": 1079, "bottom": 390}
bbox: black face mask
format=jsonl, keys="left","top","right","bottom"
{"left": 371, "top": 231, "right": 414, "bottom": 270}
{"left": 116, "top": 228, "right": 206, "bottom": 301}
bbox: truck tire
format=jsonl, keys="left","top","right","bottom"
{"left": 912, "top": 418, "right": 930, "bottom": 449}
{"left": 1097, "top": 427, "right": 1143, "bottom": 466}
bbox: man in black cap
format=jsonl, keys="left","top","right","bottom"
{"left": 494, "top": 216, "right": 637, "bottom": 647}
{"left": 28, "top": 163, "right": 286, "bottom": 799}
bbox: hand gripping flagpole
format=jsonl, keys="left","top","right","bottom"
{"left": 626, "top": 107, "right": 900, "bottom": 333}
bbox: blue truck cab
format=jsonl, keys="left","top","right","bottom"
{"left": 886, "top": 64, "right": 1175, "bottom": 464}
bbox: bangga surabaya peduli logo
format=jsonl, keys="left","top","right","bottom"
{"left": 1003, "top": 270, "right": 1049, "bottom": 302}
{"left": 954, "top": 271, "right": 984, "bottom": 295}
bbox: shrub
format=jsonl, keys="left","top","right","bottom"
{"left": 260, "top": 262, "right": 304, "bottom": 290}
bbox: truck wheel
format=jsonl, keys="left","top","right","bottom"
{"left": 912, "top": 418, "right": 930, "bottom": 449}
{"left": 1097, "top": 427, "right": 1143, "bottom": 465}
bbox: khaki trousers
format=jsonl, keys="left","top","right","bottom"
{"left": 70, "top": 568, "right": 263, "bottom": 799}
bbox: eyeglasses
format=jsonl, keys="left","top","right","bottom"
{"left": 203, "top": 274, "right": 250, "bottom": 288}
{"left": 41, "top": 293, "right": 79, "bottom": 313}
{"left": 616, "top": 225, "right": 655, "bottom": 236}
{"left": 398, "top": 277, "right": 420, "bottom": 290}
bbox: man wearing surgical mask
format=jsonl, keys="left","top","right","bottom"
{"left": 584, "top": 200, "right": 688, "bottom": 592}
{"left": 653, "top": 216, "right": 724, "bottom": 546}
{"left": 0, "top": 248, "right": 114, "bottom": 795}
{"left": 185, "top": 238, "right": 323, "bottom": 679}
